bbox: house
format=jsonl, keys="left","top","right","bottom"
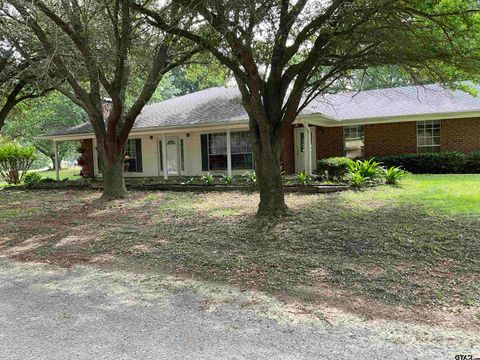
{"left": 40, "top": 84, "right": 480, "bottom": 179}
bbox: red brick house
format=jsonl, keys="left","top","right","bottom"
{"left": 41, "top": 84, "right": 480, "bottom": 179}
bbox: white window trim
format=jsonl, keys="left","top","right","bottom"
{"left": 417, "top": 120, "right": 441, "bottom": 153}
{"left": 206, "top": 130, "right": 253, "bottom": 172}
{"left": 343, "top": 125, "right": 365, "bottom": 158}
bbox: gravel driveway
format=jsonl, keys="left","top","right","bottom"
{"left": 0, "top": 260, "right": 476, "bottom": 360}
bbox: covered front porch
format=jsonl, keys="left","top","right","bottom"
{"left": 48, "top": 121, "right": 319, "bottom": 181}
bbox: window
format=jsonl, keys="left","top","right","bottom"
{"left": 208, "top": 133, "right": 227, "bottom": 170}
{"left": 231, "top": 131, "right": 253, "bottom": 169}
{"left": 417, "top": 120, "right": 440, "bottom": 153}
{"left": 344, "top": 125, "right": 364, "bottom": 158}
{"left": 201, "top": 131, "right": 253, "bottom": 171}
{"left": 125, "top": 139, "right": 142, "bottom": 172}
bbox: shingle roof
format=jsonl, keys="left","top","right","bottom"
{"left": 309, "top": 83, "right": 480, "bottom": 120}
{"left": 45, "top": 87, "right": 248, "bottom": 136}
{"left": 44, "top": 83, "right": 480, "bottom": 137}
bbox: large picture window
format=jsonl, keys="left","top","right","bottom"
{"left": 201, "top": 131, "right": 253, "bottom": 171}
{"left": 417, "top": 120, "right": 440, "bottom": 153}
{"left": 344, "top": 125, "right": 364, "bottom": 158}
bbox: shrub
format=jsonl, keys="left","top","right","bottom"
{"left": 317, "top": 157, "right": 354, "bottom": 180}
{"left": 384, "top": 166, "right": 408, "bottom": 185}
{"left": 296, "top": 171, "right": 311, "bottom": 187}
{"left": 373, "top": 152, "right": 468, "bottom": 174}
{"left": 349, "top": 159, "right": 384, "bottom": 180}
{"left": 0, "top": 142, "right": 37, "bottom": 184}
{"left": 23, "top": 172, "right": 43, "bottom": 187}
{"left": 243, "top": 170, "right": 257, "bottom": 185}
{"left": 345, "top": 171, "right": 368, "bottom": 188}
{"left": 201, "top": 172, "right": 215, "bottom": 186}
{"left": 39, "top": 177, "right": 56, "bottom": 183}
{"left": 346, "top": 159, "right": 384, "bottom": 188}
{"left": 466, "top": 151, "right": 480, "bottom": 173}
{"left": 222, "top": 175, "right": 234, "bottom": 185}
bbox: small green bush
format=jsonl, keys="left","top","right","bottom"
{"left": 349, "top": 158, "right": 384, "bottom": 180}
{"left": 296, "top": 171, "right": 312, "bottom": 187}
{"left": 243, "top": 170, "right": 257, "bottom": 185}
{"left": 201, "top": 172, "right": 215, "bottom": 186}
{"left": 317, "top": 157, "right": 354, "bottom": 180}
{"left": 222, "top": 174, "right": 234, "bottom": 185}
{"left": 346, "top": 171, "right": 368, "bottom": 188}
{"left": 39, "top": 177, "right": 56, "bottom": 183}
{"left": 346, "top": 159, "right": 384, "bottom": 188}
{"left": 384, "top": 166, "right": 408, "bottom": 185}
{"left": 0, "top": 142, "right": 37, "bottom": 184}
{"left": 23, "top": 172, "right": 43, "bottom": 187}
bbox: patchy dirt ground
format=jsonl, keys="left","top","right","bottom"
{"left": 0, "top": 186, "right": 479, "bottom": 352}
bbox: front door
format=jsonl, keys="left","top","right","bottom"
{"left": 294, "top": 128, "right": 306, "bottom": 173}
{"left": 294, "top": 127, "right": 316, "bottom": 173}
{"left": 166, "top": 136, "right": 179, "bottom": 175}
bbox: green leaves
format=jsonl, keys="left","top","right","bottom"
{"left": 0, "top": 141, "right": 37, "bottom": 184}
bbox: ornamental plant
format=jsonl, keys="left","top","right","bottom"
{"left": 0, "top": 142, "right": 37, "bottom": 184}
{"left": 296, "top": 171, "right": 312, "bottom": 187}
{"left": 384, "top": 166, "right": 408, "bottom": 185}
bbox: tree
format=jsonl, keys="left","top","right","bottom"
{"left": 5, "top": 0, "right": 198, "bottom": 199}
{"left": 2, "top": 91, "right": 85, "bottom": 169}
{"left": 136, "top": 0, "right": 480, "bottom": 216}
{"left": 0, "top": 141, "right": 36, "bottom": 184}
{"left": 170, "top": 60, "right": 229, "bottom": 96}
{"left": 0, "top": 14, "right": 50, "bottom": 132}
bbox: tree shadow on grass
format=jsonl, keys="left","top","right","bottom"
{"left": 1, "top": 189, "right": 479, "bottom": 329}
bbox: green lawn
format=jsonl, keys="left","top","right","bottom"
{"left": 30, "top": 166, "right": 82, "bottom": 180}
{"left": 0, "top": 167, "right": 81, "bottom": 187}
{"left": 0, "top": 174, "right": 479, "bottom": 328}
{"left": 341, "top": 174, "right": 480, "bottom": 215}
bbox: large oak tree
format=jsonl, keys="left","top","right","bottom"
{"left": 5, "top": 0, "right": 198, "bottom": 198}
{"left": 0, "top": 12, "right": 50, "bottom": 132}
{"left": 136, "top": 0, "right": 480, "bottom": 216}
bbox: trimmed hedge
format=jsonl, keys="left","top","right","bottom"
{"left": 371, "top": 151, "right": 479, "bottom": 174}
{"left": 317, "top": 157, "right": 354, "bottom": 179}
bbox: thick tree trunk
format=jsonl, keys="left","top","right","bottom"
{"left": 253, "top": 129, "right": 288, "bottom": 217}
{"left": 101, "top": 155, "right": 127, "bottom": 199}
{"left": 98, "top": 144, "right": 127, "bottom": 200}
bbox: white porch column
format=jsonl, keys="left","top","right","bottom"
{"left": 162, "top": 133, "right": 168, "bottom": 180}
{"left": 304, "top": 124, "right": 312, "bottom": 175}
{"left": 226, "top": 129, "right": 232, "bottom": 177}
{"left": 54, "top": 140, "right": 60, "bottom": 181}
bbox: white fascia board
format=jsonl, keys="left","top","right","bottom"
{"left": 297, "top": 110, "right": 480, "bottom": 127}
{"left": 35, "top": 134, "right": 96, "bottom": 141}
{"left": 36, "top": 121, "right": 250, "bottom": 142}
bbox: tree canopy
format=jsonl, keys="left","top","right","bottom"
{"left": 2, "top": 91, "right": 85, "bottom": 168}
{"left": 137, "top": 0, "right": 480, "bottom": 216}
{"left": 4, "top": 0, "right": 200, "bottom": 198}
{"left": 0, "top": 9, "right": 51, "bottom": 131}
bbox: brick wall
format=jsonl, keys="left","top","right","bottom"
{"left": 80, "top": 139, "right": 94, "bottom": 177}
{"left": 441, "top": 117, "right": 480, "bottom": 153}
{"left": 364, "top": 122, "right": 417, "bottom": 157}
{"left": 316, "top": 126, "right": 343, "bottom": 159}
{"left": 312, "top": 118, "right": 480, "bottom": 162}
